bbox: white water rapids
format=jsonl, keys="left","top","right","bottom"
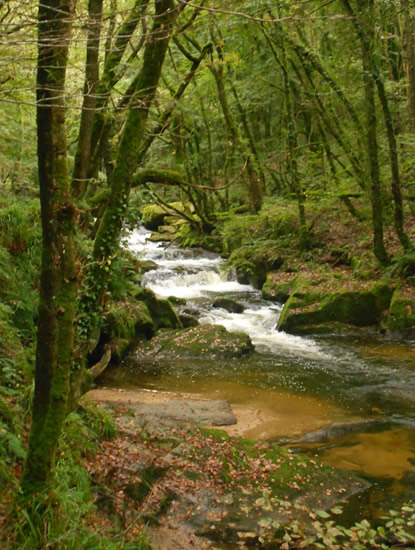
{"left": 127, "top": 228, "right": 330, "bottom": 360}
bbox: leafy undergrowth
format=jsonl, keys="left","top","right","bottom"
{"left": 82, "top": 404, "right": 415, "bottom": 549}
{"left": 0, "top": 404, "right": 151, "bottom": 550}
{"left": 220, "top": 196, "right": 415, "bottom": 289}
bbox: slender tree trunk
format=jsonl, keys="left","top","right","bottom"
{"left": 87, "top": 0, "right": 150, "bottom": 181}
{"left": 20, "top": 0, "right": 77, "bottom": 497}
{"left": 261, "top": 22, "right": 367, "bottom": 190}
{"left": 72, "top": 0, "right": 104, "bottom": 198}
{"left": 401, "top": 0, "right": 415, "bottom": 131}
{"left": 209, "top": 30, "right": 263, "bottom": 212}
{"left": 136, "top": 42, "right": 212, "bottom": 164}
{"left": 359, "top": 4, "right": 389, "bottom": 265}
{"left": 342, "top": 0, "right": 412, "bottom": 254}
{"left": 227, "top": 69, "right": 267, "bottom": 194}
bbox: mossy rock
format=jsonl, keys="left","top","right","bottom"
{"left": 179, "top": 313, "right": 199, "bottom": 328}
{"left": 142, "top": 202, "right": 194, "bottom": 231}
{"left": 158, "top": 225, "right": 177, "bottom": 234}
{"left": 141, "top": 204, "right": 170, "bottom": 230}
{"left": 103, "top": 301, "right": 154, "bottom": 359}
{"left": 168, "top": 296, "right": 186, "bottom": 306}
{"left": 134, "top": 287, "right": 182, "bottom": 331}
{"left": 139, "top": 424, "right": 369, "bottom": 546}
{"left": 164, "top": 215, "right": 188, "bottom": 226}
{"left": 385, "top": 289, "right": 415, "bottom": 336}
{"left": 278, "top": 279, "right": 393, "bottom": 334}
{"left": 137, "top": 324, "right": 254, "bottom": 359}
{"left": 138, "top": 260, "right": 158, "bottom": 274}
{"left": 148, "top": 231, "right": 175, "bottom": 242}
{"left": 212, "top": 298, "right": 245, "bottom": 313}
{"left": 262, "top": 272, "right": 297, "bottom": 302}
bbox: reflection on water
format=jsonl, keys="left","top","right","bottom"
{"left": 356, "top": 341, "right": 415, "bottom": 361}
{"left": 307, "top": 427, "right": 415, "bottom": 479}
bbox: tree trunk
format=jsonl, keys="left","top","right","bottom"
{"left": 401, "top": 0, "right": 415, "bottom": 131}
{"left": 72, "top": 0, "right": 104, "bottom": 198}
{"left": 353, "top": 0, "right": 389, "bottom": 265}
{"left": 342, "top": 0, "right": 411, "bottom": 256}
{"left": 87, "top": 0, "right": 150, "bottom": 183}
{"left": 72, "top": 0, "right": 179, "bottom": 404}
{"left": 209, "top": 29, "right": 263, "bottom": 212}
{"left": 20, "top": 0, "right": 77, "bottom": 497}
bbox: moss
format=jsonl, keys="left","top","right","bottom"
{"left": 102, "top": 300, "right": 154, "bottom": 360}
{"left": 385, "top": 289, "right": 415, "bottom": 335}
{"left": 172, "top": 426, "right": 369, "bottom": 543}
{"left": 141, "top": 204, "right": 169, "bottom": 230}
{"left": 278, "top": 277, "right": 393, "bottom": 334}
{"left": 168, "top": 296, "right": 186, "bottom": 306}
{"left": 199, "top": 427, "right": 230, "bottom": 442}
{"left": 142, "top": 201, "right": 195, "bottom": 231}
{"left": 138, "top": 324, "right": 254, "bottom": 359}
{"left": 134, "top": 287, "right": 182, "bottom": 330}
{"left": 262, "top": 272, "right": 296, "bottom": 302}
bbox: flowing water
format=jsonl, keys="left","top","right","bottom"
{"left": 101, "top": 228, "right": 415, "bottom": 521}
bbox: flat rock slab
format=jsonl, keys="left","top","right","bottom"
{"left": 87, "top": 388, "right": 236, "bottom": 427}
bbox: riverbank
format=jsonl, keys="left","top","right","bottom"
{"left": 87, "top": 386, "right": 345, "bottom": 441}
{"left": 83, "top": 388, "right": 372, "bottom": 549}
{"left": 82, "top": 387, "right": 415, "bottom": 549}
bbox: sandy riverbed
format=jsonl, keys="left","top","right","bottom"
{"left": 86, "top": 387, "right": 274, "bottom": 438}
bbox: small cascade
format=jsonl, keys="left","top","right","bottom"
{"left": 127, "top": 228, "right": 331, "bottom": 360}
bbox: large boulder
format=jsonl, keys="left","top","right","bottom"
{"left": 212, "top": 297, "right": 245, "bottom": 313}
{"left": 277, "top": 275, "right": 393, "bottom": 334}
{"left": 100, "top": 288, "right": 183, "bottom": 361}
{"left": 141, "top": 204, "right": 170, "bottom": 231}
{"left": 141, "top": 202, "right": 195, "bottom": 231}
{"left": 136, "top": 324, "right": 254, "bottom": 359}
{"left": 134, "top": 287, "right": 182, "bottom": 331}
{"left": 103, "top": 301, "right": 154, "bottom": 360}
{"left": 384, "top": 288, "right": 415, "bottom": 336}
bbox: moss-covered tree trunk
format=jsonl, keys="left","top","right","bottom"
{"left": 20, "top": 0, "right": 77, "bottom": 496}
{"left": 72, "top": 0, "right": 103, "bottom": 198}
{"left": 342, "top": 0, "right": 412, "bottom": 253}
{"left": 340, "top": 0, "right": 389, "bottom": 265}
{"left": 72, "top": 0, "right": 178, "bottom": 403}
{"left": 86, "top": 0, "right": 150, "bottom": 184}
{"left": 361, "top": 35, "right": 389, "bottom": 266}
{"left": 209, "top": 38, "right": 264, "bottom": 213}
{"left": 401, "top": 0, "right": 415, "bottom": 132}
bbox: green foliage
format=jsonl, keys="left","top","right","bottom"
{"left": 389, "top": 251, "right": 415, "bottom": 278}
{"left": 219, "top": 201, "right": 301, "bottom": 282}
{"left": 3, "top": 405, "right": 151, "bottom": 550}
{"left": 107, "top": 249, "right": 139, "bottom": 301}
{"left": 0, "top": 197, "right": 40, "bottom": 339}
{"left": 0, "top": 410, "right": 25, "bottom": 485}
{"left": 0, "top": 303, "right": 29, "bottom": 389}
{"left": 0, "top": 197, "right": 40, "bottom": 254}
{"left": 249, "top": 498, "right": 415, "bottom": 548}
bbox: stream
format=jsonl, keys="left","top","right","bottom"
{"left": 101, "top": 227, "right": 415, "bottom": 523}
